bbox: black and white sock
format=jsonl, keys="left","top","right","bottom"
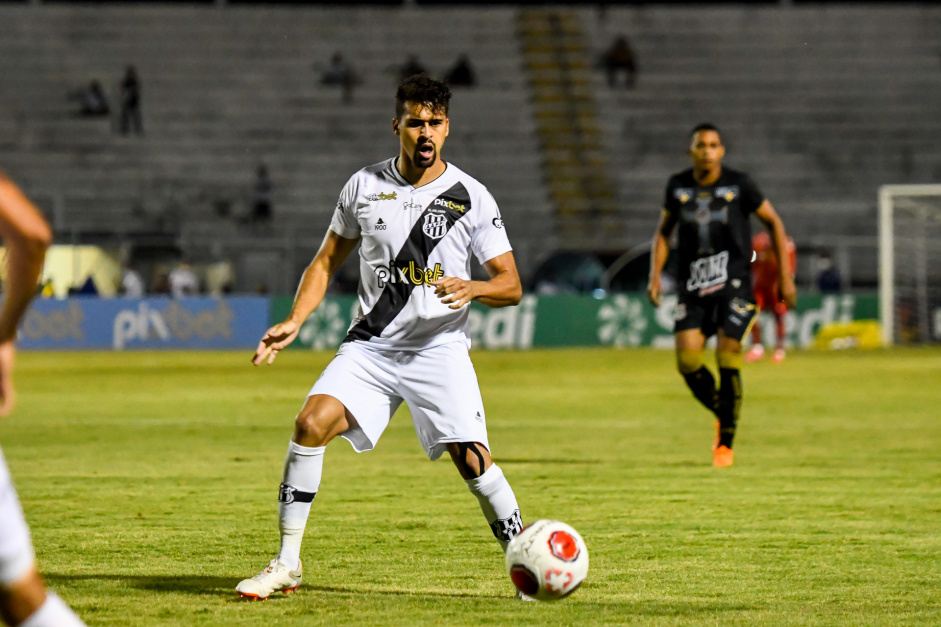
{"left": 276, "top": 441, "right": 324, "bottom": 570}
{"left": 466, "top": 464, "right": 523, "bottom": 551}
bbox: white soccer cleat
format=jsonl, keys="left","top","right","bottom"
{"left": 516, "top": 590, "right": 537, "bottom": 602}
{"left": 236, "top": 558, "right": 303, "bottom": 600}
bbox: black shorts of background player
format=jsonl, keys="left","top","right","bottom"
{"left": 646, "top": 123, "right": 796, "bottom": 467}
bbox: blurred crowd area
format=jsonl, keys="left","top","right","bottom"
{"left": 1, "top": 1, "right": 938, "bottom": 297}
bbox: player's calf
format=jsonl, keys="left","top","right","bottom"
{"left": 677, "top": 349, "right": 718, "bottom": 414}
{"left": 715, "top": 350, "right": 743, "bottom": 451}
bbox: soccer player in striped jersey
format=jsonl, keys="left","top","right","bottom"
{"left": 236, "top": 76, "right": 527, "bottom": 600}
{"left": 647, "top": 124, "right": 796, "bottom": 467}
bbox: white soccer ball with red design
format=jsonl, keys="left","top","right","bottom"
{"left": 505, "top": 519, "right": 588, "bottom": 601}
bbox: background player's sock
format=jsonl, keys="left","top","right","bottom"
{"left": 716, "top": 367, "right": 742, "bottom": 449}
{"left": 20, "top": 592, "right": 86, "bottom": 627}
{"left": 276, "top": 441, "right": 324, "bottom": 570}
{"left": 677, "top": 349, "right": 718, "bottom": 413}
{"left": 466, "top": 464, "right": 523, "bottom": 551}
{"left": 775, "top": 313, "right": 787, "bottom": 349}
{"left": 682, "top": 367, "right": 718, "bottom": 413}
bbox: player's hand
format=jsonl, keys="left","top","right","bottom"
{"left": 252, "top": 320, "right": 301, "bottom": 366}
{"left": 432, "top": 276, "right": 476, "bottom": 310}
{"left": 780, "top": 275, "right": 797, "bottom": 309}
{"left": 0, "top": 340, "right": 16, "bottom": 417}
{"left": 647, "top": 276, "right": 662, "bottom": 307}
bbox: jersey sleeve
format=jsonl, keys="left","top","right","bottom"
{"left": 471, "top": 190, "right": 512, "bottom": 265}
{"left": 328, "top": 175, "right": 361, "bottom": 239}
{"left": 740, "top": 173, "right": 766, "bottom": 214}
{"left": 662, "top": 176, "right": 680, "bottom": 215}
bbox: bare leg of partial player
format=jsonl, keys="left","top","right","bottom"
{"left": 1, "top": 452, "right": 86, "bottom": 627}
{"left": 236, "top": 394, "right": 523, "bottom": 599}
{"left": 675, "top": 329, "right": 744, "bottom": 467}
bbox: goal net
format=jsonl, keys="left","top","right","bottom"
{"left": 879, "top": 184, "right": 941, "bottom": 345}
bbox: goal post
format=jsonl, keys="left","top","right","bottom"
{"left": 879, "top": 184, "right": 941, "bottom": 346}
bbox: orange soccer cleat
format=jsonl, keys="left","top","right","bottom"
{"left": 771, "top": 348, "right": 786, "bottom": 363}
{"left": 713, "top": 445, "right": 734, "bottom": 468}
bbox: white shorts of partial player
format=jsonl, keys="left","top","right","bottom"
{"left": 0, "top": 447, "right": 36, "bottom": 585}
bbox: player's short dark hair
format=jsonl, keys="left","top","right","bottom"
{"left": 395, "top": 75, "right": 451, "bottom": 119}
{"left": 690, "top": 123, "right": 721, "bottom": 140}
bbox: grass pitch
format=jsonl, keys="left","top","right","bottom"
{"left": 2, "top": 347, "right": 940, "bottom": 626}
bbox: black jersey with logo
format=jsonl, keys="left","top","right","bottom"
{"left": 663, "top": 167, "right": 765, "bottom": 299}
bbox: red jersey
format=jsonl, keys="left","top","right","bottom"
{"left": 751, "top": 232, "right": 795, "bottom": 311}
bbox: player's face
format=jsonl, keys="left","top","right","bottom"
{"left": 394, "top": 103, "right": 449, "bottom": 170}
{"left": 688, "top": 130, "right": 725, "bottom": 171}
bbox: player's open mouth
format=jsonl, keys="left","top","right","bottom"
{"left": 418, "top": 142, "right": 435, "bottom": 159}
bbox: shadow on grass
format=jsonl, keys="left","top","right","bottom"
{"left": 497, "top": 458, "right": 602, "bottom": 465}
{"left": 45, "top": 574, "right": 763, "bottom": 615}
{"left": 44, "top": 574, "right": 235, "bottom": 597}
{"left": 44, "top": 574, "right": 506, "bottom": 601}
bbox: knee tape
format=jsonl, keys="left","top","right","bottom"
{"left": 676, "top": 349, "right": 705, "bottom": 375}
{"left": 717, "top": 350, "right": 743, "bottom": 371}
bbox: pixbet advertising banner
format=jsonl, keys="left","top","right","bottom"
{"left": 19, "top": 297, "right": 270, "bottom": 350}
{"left": 271, "top": 292, "right": 878, "bottom": 351}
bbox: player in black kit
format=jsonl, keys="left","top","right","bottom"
{"left": 647, "top": 124, "right": 796, "bottom": 467}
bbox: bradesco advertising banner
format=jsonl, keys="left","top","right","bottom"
{"left": 271, "top": 292, "right": 878, "bottom": 350}
{"left": 19, "top": 297, "right": 269, "bottom": 350}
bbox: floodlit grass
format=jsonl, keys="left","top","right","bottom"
{"left": 1, "top": 347, "right": 940, "bottom": 626}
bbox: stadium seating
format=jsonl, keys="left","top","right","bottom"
{"left": 582, "top": 5, "right": 941, "bottom": 285}
{"left": 0, "top": 4, "right": 938, "bottom": 289}
{"left": 0, "top": 5, "right": 552, "bottom": 291}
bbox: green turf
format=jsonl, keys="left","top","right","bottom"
{"left": 1, "top": 347, "right": 940, "bottom": 626}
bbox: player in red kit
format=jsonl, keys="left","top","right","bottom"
{"left": 745, "top": 231, "right": 796, "bottom": 363}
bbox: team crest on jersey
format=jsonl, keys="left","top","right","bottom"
{"left": 716, "top": 186, "right": 739, "bottom": 202}
{"left": 365, "top": 191, "right": 397, "bottom": 202}
{"left": 674, "top": 188, "right": 694, "bottom": 204}
{"left": 422, "top": 213, "right": 448, "bottom": 239}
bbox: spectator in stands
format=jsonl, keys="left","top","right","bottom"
{"left": 399, "top": 54, "right": 428, "bottom": 82}
{"left": 120, "top": 262, "right": 145, "bottom": 298}
{"left": 120, "top": 65, "right": 143, "bottom": 135}
{"left": 151, "top": 270, "right": 171, "bottom": 295}
{"left": 444, "top": 54, "right": 476, "bottom": 88}
{"left": 69, "top": 80, "right": 110, "bottom": 117}
{"left": 320, "top": 52, "right": 357, "bottom": 103}
{"left": 168, "top": 259, "right": 199, "bottom": 298}
{"left": 815, "top": 250, "right": 842, "bottom": 293}
{"left": 601, "top": 36, "right": 637, "bottom": 89}
{"left": 252, "top": 165, "right": 273, "bottom": 222}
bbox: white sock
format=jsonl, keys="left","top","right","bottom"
{"left": 21, "top": 592, "right": 86, "bottom": 627}
{"left": 466, "top": 464, "right": 523, "bottom": 551}
{"left": 276, "top": 441, "right": 325, "bottom": 570}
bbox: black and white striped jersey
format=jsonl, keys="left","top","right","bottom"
{"left": 329, "top": 158, "right": 512, "bottom": 350}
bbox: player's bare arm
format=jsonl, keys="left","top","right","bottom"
{"left": 755, "top": 200, "right": 797, "bottom": 309}
{"left": 0, "top": 173, "right": 52, "bottom": 416}
{"left": 647, "top": 209, "right": 677, "bottom": 307}
{"left": 432, "top": 251, "right": 522, "bottom": 310}
{"left": 252, "top": 230, "right": 359, "bottom": 366}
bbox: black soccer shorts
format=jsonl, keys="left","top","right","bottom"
{"left": 673, "top": 293, "right": 758, "bottom": 342}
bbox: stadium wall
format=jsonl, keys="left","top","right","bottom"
{"left": 16, "top": 292, "right": 875, "bottom": 351}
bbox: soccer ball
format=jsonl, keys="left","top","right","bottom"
{"left": 505, "top": 519, "right": 588, "bottom": 601}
